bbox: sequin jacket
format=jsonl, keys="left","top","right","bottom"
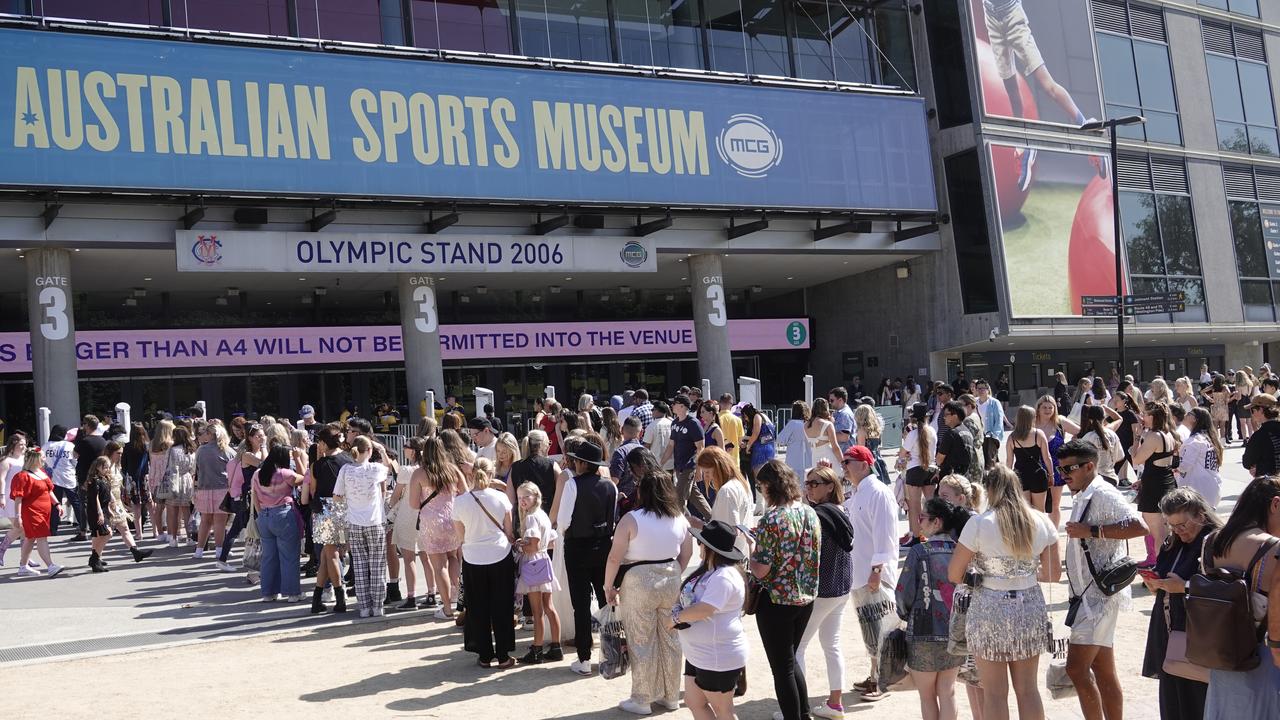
{"left": 896, "top": 536, "right": 959, "bottom": 642}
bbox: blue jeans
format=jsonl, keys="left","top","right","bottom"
{"left": 257, "top": 505, "right": 302, "bottom": 598}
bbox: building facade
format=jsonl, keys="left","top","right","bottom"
{"left": 0, "top": 0, "right": 937, "bottom": 432}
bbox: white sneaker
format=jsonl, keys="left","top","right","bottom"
{"left": 321, "top": 587, "right": 335, "bottom": 603}
{"left": 358, "top": 608, "right": 371, "bottom": 618}
{"left": 193, "top": 548, "right": 204, "bottom": 560}
{"left": 16, "top": 565, "right": 38, "bottom": 577}
{"left": 46, "top": 564, "right": 64, "bottom": 578}
{"left": 157, "top": 533, "right": 171, "bottom": 544}
{"left": 261, "top": 594, "right": 278, "bottom": 602}
{"left": 167, "top": 538, "right": 178, "bottom": 549}
{"left": 433, "top": 607, "right": 453, "bottom": 621}
{"left": 618, "top": 699, "right": 651, "bottom": 715}
{"left": 284, "top": 595, "right": 302, "bottom": 603}
{"left": 371, "top": 607, "right": 384, "bottom": 617}
{"left": 655, "top": 699, "right": 680, "bottom": 711}
{"left": 569, "top": 659, "right": 593, "bottom": 676}
{"left": 215, "top": 560, "right": 236, "bottom": 572}
{"left": 26, "top": 559, "right": 40, "bottom": 569}
{"left": 177, "top": 536, "right": 188, "bottom": 546}
{"left": 812, "top": 703, "right": 846, "bottom": 719}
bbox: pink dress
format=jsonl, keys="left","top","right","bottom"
{"left": 417, "top": 486, "right": 461, "bottom": 554}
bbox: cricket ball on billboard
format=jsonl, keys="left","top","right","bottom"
{"left": 976, "top": 40, "right": 1038, "bottom": 219}
{"left": 1068, "top": 175, "right": 1126, "bottom": 314}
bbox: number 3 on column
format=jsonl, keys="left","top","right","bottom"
{"left": 413, "top": 285, "right": 438, "bottom": 333}
{"left": 39, "top": 286, "right": 69, "bottom": 341}
{"left": 706, "top": 284, "right": 727, "bottom": 327}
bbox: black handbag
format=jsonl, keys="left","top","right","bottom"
{"left": 1077, "top": 499, "right": 1139, "bottom": 597}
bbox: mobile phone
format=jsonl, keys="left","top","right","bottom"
{"left": 1137, "top": 568, "right": 1158, "bottom": 579}
{"left": 736, "top": 524, "right": 755, "bottom": 540}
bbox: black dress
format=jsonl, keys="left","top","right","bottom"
{"left": 83, "top": 477, "right": 113, "bottom": 537}
{"left": 1142, "top": 527, "right": 1212, "bottom": 720}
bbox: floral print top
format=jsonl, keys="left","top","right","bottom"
{"left": 750, "top": 502, "right": 820, "bottom": 606}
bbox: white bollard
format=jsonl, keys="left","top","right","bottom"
{"left": 737, "top": 376, "right": 761, "bottom": 409}
{"left": 475, "top": 387, "right": 495, "bottom": 419}
{"left": 37, "top": 407, "right": 51, "bottom": 445}
{"left": 114, "top": 403, "right": 131, "bottom": 440}
{"left": 803, "top": 374, "right": 814, "bottom": 406}
{"left": 701, "top": 378, "right": 712, "bottom": 402}
{"left": 544, "top": 385, "right": 555, "bottom": 401}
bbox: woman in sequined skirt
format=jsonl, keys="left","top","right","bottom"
{"left": 949, "top": 466, "right": 1060, "bottom": 720}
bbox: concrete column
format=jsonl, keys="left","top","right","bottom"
{"left": 26, "top": 248, "right": 79, "bottom": 429}
{"left": 689, "top": 254, "right": 734, "bottom": 398}
{"left": 1225, "top": 342, "right": 1264, "bottom": 374}
{"left": 398, "top": 274, "right": 444, "bottom": 423}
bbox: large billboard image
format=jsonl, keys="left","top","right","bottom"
{"left": 970, "top": 0, "right": 1104, "bottom": 130}
{"left": 990, "top": 142, "right": 1124, "bottom": 317}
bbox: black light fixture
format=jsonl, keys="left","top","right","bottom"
{"left": 894, "top": 223, "right": 939, "bottom": 242}
{"left": 727, "top": 212, "right": 768, "bottom": 240}
{"left": 425, "top": 209, "right": 459, "bottom": 234}
{"left": 308, "top": 208, "right": 338, "bottom": 232}
{"left": 534, "top": 212, "right": 570, "bottom": 235}
{"left": 41, "top": 203, "right": 61, "bottom": 229}
{"left": 180, "top": 201, "right": 205, "bottom": 230}
{"left": 813, "top": 216, "right": 872, "bottom": 241}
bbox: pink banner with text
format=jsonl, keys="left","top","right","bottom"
{"left": 0, "top": 318, "right": 810, "bottom": 373}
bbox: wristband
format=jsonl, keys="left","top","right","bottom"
{"left": 1268, "top": 635, "right": 1280, "bottom": 649}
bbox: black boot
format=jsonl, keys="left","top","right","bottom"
{"left": 544, "top": 644, "right": 564, "bottom": 662}
{"left": 519, "top": 645, "right": 543, "bottom": 665}
{"left": 89, "top": 551, "right": 108, "bottom": 573}
{"left": 384, "top": 581, "right": 403, "bottom": 604}
{"left": 310, "top": 587, "right": 327, "bottom": 615}
{"left": 130, "top": 546, "right": 154, "bottom": 563}
{"left": 333, "top": 589, "right": 348, "bottom": 613}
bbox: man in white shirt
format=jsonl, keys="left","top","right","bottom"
{"left": 468, "top": 417, "right": 498, "bottom": 462}
{"left": 841, "top": 444, "right": 899, "bottom": 699}
{"left": 1058, "top": 440, "right": 1148, "bottom": 720}
{"left": 642, "top": 401, "right": 674, "bottom": 471}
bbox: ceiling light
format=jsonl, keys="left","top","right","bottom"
{"left": 74, "top": 248, "right": 80, "bottom": 252}
{"left": 132, "top": 288, "right": 147, "bottom": 297}
{"left": 531, "top": 293, "right": 542, "bottom": 302}
{"left": 313, "top": 287, "right": 327, "bottom": 296}
{"left": 16, "top": 254, "right": 23, "bottom": 259}
{"left": 475, "top": 285, "right": 487, "bottom": 295}
{"left": 549, "top": 285, "right": 562, "bottom": 294}
{"left": 681, "top": 277, "right": 687, "bottom": 281}
{"left": 301, "top": 296, "right": 313, "bottom": 305}
{"left": 143, "top": 276, "right": 152, "bottom": 281}
{"left": 298, "top": 276, "right": 306, "bottom": 281}
{"left": 895, "top": 264, "right": 910, "bottom": 280}
{"left": 665, "top": 293, "right": 675, "bottom": 301}
{"left": 750, "top": 285, "right": 762, "bottom": 293}
{"left": 438, "top": 276, "right": 446, "bottom": 281}
{"left": 565, "top": 276, "right": 573, "bottom": 281}
{"left": 14, "top": 248, "right": 21, "bottom": 252}
{"left": 785, "top": 276, "right": 794, "bottom": 280}
{"left": 729, "top": 293, "right": 739, "bottom": 301}
{"left": 600, "top": 294, "right": 610, "bottom": 302}
{"left": 123, "top": 297, "right": 137, "bottom": 307}
{"left": 460, "top": 294, "right": 471, "bottom": 303}
{"left": 226, "top": 287, "right": 240, "bottom": 296}
{"left": 214, "top": 297, "right": 228, "bottom": 306}
{"left": 619, "top": 285, "right": 631, "bottom": 294}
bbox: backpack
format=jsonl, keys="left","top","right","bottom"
{"left": 1184, "top": 532, "right": 1279, "bottom": 671}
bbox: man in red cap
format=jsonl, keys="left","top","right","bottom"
{"left": 841, "top": 444, "right": 900, "bottom": 701}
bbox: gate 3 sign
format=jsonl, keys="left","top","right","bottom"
{"left": 0, "top": 28, "right": 935, "bottom": 212}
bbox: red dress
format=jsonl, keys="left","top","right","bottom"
{"left": 10, "top": 470, "right": 55, "bottom": 538}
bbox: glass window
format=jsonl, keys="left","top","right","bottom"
{"left": 1157, "top": 195, "right": 1200, "bottom": 275}
{"left": 250, "top": 375, "right": 280, "bottom": 416}
{"left": 1094, "top": 28, "right": 1181, "bottom": 145}
{"left": 703, "top": 0, "right": 749, "bottom": 74}
{"left": 923, "top": 0, "right": 971, "bottom": 128}
{"left": 514, "top": 0, "right": 611, "bottom": 61}
{"left": 614, "top": 0, "right": 703, "bottom": 68}
{"left": 1239, "top": 62, "right": 1275, "bottom": 126}
{"left": 873, "top": 5, "right": 915, "bottom": 89}
{"left": 37, "top": 0, "right": 166, "bottom": 24}
{"left": 1120, "top": 192, "right": 1163, "bottom": 275}
{"left": 1241, "top": 280, "right": 1275, "bottom": 321}
{"left": 1207, "top": 54, "right": 1246, "bottom": 122}
{"left": 178, "top": 0, "right": 291, "bottom": 34}
{"left": 1231, "top": 201, "right": 1269, "bottom": 277}
{"left": 296, "top": 0, "right": 405, "bottom": 43}
{"left": 413, "top": 0, "right": 515, "bottom": 54}
{"left": 743, "top": 1, "right": 790, "bottom": 77}
{"left": 1199, "top": 0, "right": 1258, "bottom": 16}
{"left": 1206, "top": 43, "right": 1276, "bottom": 155}
{"left": 791, "top": 0, "right": 837, "bottom": 81}
{"left": 945, "top": 150, "right": 998, "bottom": 314}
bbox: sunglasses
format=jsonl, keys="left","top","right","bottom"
{"left": 1056, "top": 461, "right": 1087, "bottom": 474}
{"left": 804, "top": 479, "right": 832, "bottom": 488}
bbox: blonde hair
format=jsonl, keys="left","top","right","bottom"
{"left": 265, "top": 423, "right": 290, "bottom": 450}
{"left": 349, "top": 435, "right": 373, "bottom": 457}
{"left": 210, "top": 424, "right": 231, "bottom": 453}
{"left": 496, "top": 431, "right": 520, "bottom": 468}
{"left": 523, "top": 429, "right": 549, "bottom": 458}
{"left": 22, "top": 447, "right": 44, "bottom": 473}
{"left": 940, "top": 473, "right": 986, "bottom": 512}
{"left": 471, "top": 456, "right": 495, "bottom": 491}
{"left": 290, "top": 429, "right": 309, "bottom": 450}
{"left": 150, "top": 419, "right": 175, "bottom": 454}
{"left": 1034, "top": 394, "right": 1060, "bottom": 426}
{"left": 854, "top": 404, "right": 883, "bottom": 439}
{"left": 1148, "top": 378, "right": 1172, "bottom": 404}
{"left": 985, "top": 466, "right": 1039, "bottom": 558}
{"left": 516, "top": 481, "right": 543, "bottom": 525}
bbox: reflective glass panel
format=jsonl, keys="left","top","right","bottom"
{"left": 1156, "top": 195, "right": 1200, "bottom": 275}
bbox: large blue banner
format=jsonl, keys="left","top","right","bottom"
{"left": 0, "top": 28, "right": 936, "bottom": 212}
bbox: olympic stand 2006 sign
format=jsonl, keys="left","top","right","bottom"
{"left": 176, "top": 231, "right": 655, "bottom": 273}
{"left": 0, "top": 28, "right": 935, "bottom": 212}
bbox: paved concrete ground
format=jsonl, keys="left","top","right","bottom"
{"left": 1, "top": 444, "right": 1258, "bottom": 718}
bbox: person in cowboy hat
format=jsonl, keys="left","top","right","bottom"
{"left": 675, "top": 520, "right": 750, "bottom": 719}
{"left": 559, "top": 436, "right": 618, "bottom": 676}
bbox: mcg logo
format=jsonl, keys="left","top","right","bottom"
{"left": 717, "top": 114, "right": 783, "bottom": 178}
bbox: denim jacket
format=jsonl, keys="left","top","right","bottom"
{"left": 896, "top": 536, "right": 959, "bottom": 642}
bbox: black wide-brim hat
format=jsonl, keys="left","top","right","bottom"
{"left": 566, "top": 441, "right": 607, "bottom": 467}
{"left": 690, "top": 520, "right": 746, "bottom": 562}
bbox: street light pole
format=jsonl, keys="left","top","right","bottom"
{"left": 1082, "top": 115, "right": 1146, "bottom": 378}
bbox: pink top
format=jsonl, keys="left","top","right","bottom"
{"left": 251, "top": 468, "right": 300, "bottom": 508}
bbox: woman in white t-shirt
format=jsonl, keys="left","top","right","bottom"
{"left": 675, "top": 519, "right": 749, "bottom": 720}
{"left": 1176, "top": 407, "right": 1224, "bottom": 507}
{"left": 452, "top": 457, "right": 516, "bottom": 668}
{"left": 691, "top": 447, "right": 753, "bottom": 559}
{"left": 1078, "top": 405, "right": 1124, "bottom": 485}
{"left": 897, "top": 403, "right": 938, "bottom": 541}
{"left": 334, "top": 436, "right": 389, "bottom": 618}
{"left": 948, "top": 466, "right": 1060, "bottom": 720}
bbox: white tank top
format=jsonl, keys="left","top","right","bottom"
{"left": 623, "top": 509, "right": 690, "bottom": 562}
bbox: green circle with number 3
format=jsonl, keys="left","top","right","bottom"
{"left": 785, "top": 321, "right": 807, "bottom": 347}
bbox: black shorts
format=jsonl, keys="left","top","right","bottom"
{"left": 684, "top": 661, "right": 740, "bottom": 694}
{"left": 1017, "top": 467, "right": 1049, "bottom": 494}
{"left": 904, "top": 466, "right": 935, "bottom": 487}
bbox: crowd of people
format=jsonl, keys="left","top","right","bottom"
{"left": 2, "top": 371, "right": 1279, "bottom": 720}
